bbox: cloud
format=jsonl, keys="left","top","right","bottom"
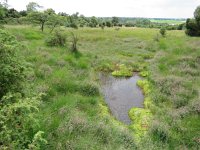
{"left": 7, "top": 0, "right": 200, "bottom": 18}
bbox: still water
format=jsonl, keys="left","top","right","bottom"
{"left": 99, "top": 73, "right": 144, "bottom": 124}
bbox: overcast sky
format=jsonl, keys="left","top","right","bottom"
{"left": 6, "top": 0, "right": 200, "bottom": 18}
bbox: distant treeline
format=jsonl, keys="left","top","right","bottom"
{"left": 0, "top": 2, "right": 185, "bottom": 31}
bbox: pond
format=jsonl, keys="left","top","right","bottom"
{"left": 99, "top": 73, "right": 144, "bottom": 124}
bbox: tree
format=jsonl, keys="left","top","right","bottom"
{"left": 89, "top": 16, "right": 98, "bottom": 27}
{"left": 58, "top": 12, "right": 68, "bottom": 17}
{"left": 194, "top": 6, "right": 200, "bottom": 24}
{"left": 19, "top": 10, "right": 27, "bottom": 17}
{"left": 125, "top": 22, "right": 134, "bottom": 27}
{"left": 112, "top": 17, "right": 119, "bottom": 26}
{"left": 0, "top": 4, "right": 5, "bottom": 20}
{"left": 186, "top": 18, "right": 200, "bottom": 36}
{"left": 0, "top": 0, "right": 8, "bottom": 8}
{"left": 0, "top": 2, "right": 7, "bottom": 20}
{"left": 26, "top": 2, "right": 42, "bottom": 13}
{"left": 67, "top": 12, "right": 79, "bottom": 29}
{"left": 100, "top": 23, "right": 105, "bottom": 29}
{"left": 106, "top": 21, "right": 112, "bottom": 27}
{"left": 5, "top": 8, "right": 20, "bottom": 18}
{"left": 44, "top": 8, "right": 55, "bottom": 15}
{"left": 186, "top": 6, "right": 200, "bottom": 36}
{"left": 79, "top": 15, "right": 89, "bottom": 27}
{"left": 47, "top": 14, "right": 65, "bottom": 32}
{"left": 28, "top": 11, "right": 48, "bottom": 31}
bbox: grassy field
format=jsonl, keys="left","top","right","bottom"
{"left": 5, "top": 25, "right": 200, "bottom": 149}
{"left": 150, "top": 19, "right": 185, "bottom": 25}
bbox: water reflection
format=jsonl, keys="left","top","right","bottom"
{"left": 99, "top": 73, "right": 144, "bottom": 124}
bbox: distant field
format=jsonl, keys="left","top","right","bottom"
{"left": 150, "top": 19, "right": 186, "bottom": 25}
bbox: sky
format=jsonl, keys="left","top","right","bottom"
{"left": 6, "top": 0, "right": 200, "bottom": 18}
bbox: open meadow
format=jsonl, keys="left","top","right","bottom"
{"left": 3, "top": 25, "right": 200, "bottom": 149}
{"left": 150, "top": 19, "right": 185, "bottom": 25}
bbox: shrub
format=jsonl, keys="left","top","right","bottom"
{"left": 159, "top": 28, "right": 166, "bottom": 37}
{"left": 28, "top": 131, "right": 47, "bottom": 150}
{"left": 185, "top": 18, "right": 200, "bottom": 36}
{"left": 106, "top": 21, "right": 112, "bottom": 27}
{"left": 79, "top": 83, "right": 99, "bottom": 96}
{"left": 69, "top": 22, "right": 78, "bottom": 29}
{"left": 45, "top": 30, "right": 67, "bottom": 47}
{"left": 177, "top": 23, "right": 185, "bottom": 30}
{"left": 0, "top": 29, "right": 25, "bottom": 99}
{"left": 100, "top": 23, "right": 105, "bottom": 30}
{"left": 0, "top": 93, "right": 46, "bottom": 149}
{"left": 125, "top": 22, "right": 135, "bottom": 27}
{"left": 0, "top": 29, "right": 46, "bottom": 149}
{"left": 70, "top": 32, "right": 78, "bottom": 53}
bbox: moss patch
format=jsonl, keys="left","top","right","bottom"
{"left": 129, "top": 78, "right": 154, "bottom": 141}
{"left": 112, "top": 64, "right": 133, "bottom": 77}
{"left": 137, "top": 80, "right": 151, "bottom": 95}
{"left": 129, "top": 108, "right": 152, "bottom": 140}
{"left": 139, "top": 71, "right": 149, "bottom": 77}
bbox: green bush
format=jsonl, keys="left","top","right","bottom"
{"left": 159, "top": 28, "right": 166, "bottom": 37}
{"left": 45, "top": 30, "right": 67, "bottom": 47}
{"left": 0, "top": 29, "right": 25, "bottom": 99}
{"left": 0, "top": 29, "right": 46, "bottom": 149}
{"left": 186, "top": 6, "right": 200, "bottom": 36}
{"left": 0, "top": 93, "right": 46, "bottom": 149}
{"left": 185, "top": 18, "right": 200, "bottom": 36}
{"left": 79, "top": 83, "right": 99, "bottom": 96}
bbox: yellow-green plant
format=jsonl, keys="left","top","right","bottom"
{"left": 137, "top": 80, "right": 151, "bottom": 95}
{"left": 139, "top": 71, "right": 149, "bottom": 77}
{"left": 112, "top": 64, "right": 133, "bottom": 77}
{"left": 129, "top": 108, "right": 152, "bottom": 140}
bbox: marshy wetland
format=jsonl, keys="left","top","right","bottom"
{"left": 2, "top": 25, "right": 200, "bottom": 149}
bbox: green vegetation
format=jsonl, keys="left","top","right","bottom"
{"left": 129, "top": 79, "right": 153, "bottom": 141}
{"left": 112, "top": 64, "right": 133, "bottom": 77}
{"left": 160, "top": 28, "right": 166, "bottom": 37}
{"left": 0, "top": 29, "right": 46, "bottom": 149}
{"left": 186, "top": 6, "right": 200, "bottom": 36}
{"left": 150, "top": 19, "right": 185, "bottom": 25}
{"left": 1, "top": 25, "right": 198, "bottom": 149}
{"left": 129, "top": 108, "right": 152, "bottom": 140}
{"left": 0, "top": 1, "right": 200, "bottom": 149}
{"left": 0, "top": 1, "right": 186, "bottom": 31}
{"left": 45, "top": 30, "right": 67, "bottom": 47}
